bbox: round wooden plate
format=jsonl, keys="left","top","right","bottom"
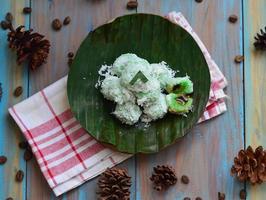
{"left": 67, "top": 14, "right": 210, "bottom": 154}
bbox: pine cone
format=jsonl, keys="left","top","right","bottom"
{"left": 150, "top": 165, "right": 177, "bottom": 191}
{"left": 254, "top": 27, "right": 266, "bottom": 50}
{"left": 231, "top": 146, "right": 266, "bottom": 184}
{"left": 7, "top": 25, "right": 50, "bottom": 70}
{"left": 97, "top": 168, "right": 131, "bottom": 200}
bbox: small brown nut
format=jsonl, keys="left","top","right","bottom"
{"left": 19, "top": 141, "right": 29, "bottom": 149}
{"left": 68, "top": 58, "right": 74, "bottom": 67}
{"left": 1, "top": 21, "right": 10, "bottom": 30}
{"left": 24, "top": 149, "right": 33, "bottom": 161}
{"left": 5, "top": 12, "right": 13, "bottom": 23}
{"left": 195, "top": 0, "right": 203, "bottom": 3}
{"left": 229, "top": 14, "right": 238, "bottom": 23}
{"left": 52, "top": 19, "right": 62, "bottom": 31}
{"left": 195, "top": 197, "right": 202, "bottom": 200}
{"left": 234, "top": 55, "right": 244, "bottom": 63}
{"left": 67, "top": 52, "right": 74, "bottom": 58}
{"left": 0, "top": 156, "right": 7, "bottom": 164}
{"left": 23, "top": 7, "right": 32, "bottom": 14}
{"left": 127, "top": 1, "right": 138, "bottom": 9}
{"left": 6, "top": 197, "right": 14, "bottom": 200}
{"left": 63, "top": 16, "right": 71, "bottom": 25}
{"left": 15, "top": 170, "right": 24, "bottom": 182}
{"left": 183, "top": 198, "right": 191, "bottom": 200}
{"left": 240, "top": 189, "right": 247, "bottom": 199}
{"left": 181, "top": 175, "right": 189, "bottom": 184}
{"left": 14, "top": 86, "right": 23, "bottom": 97}
{"left": 218, "top": 192, "right": 225, "bottom": 200}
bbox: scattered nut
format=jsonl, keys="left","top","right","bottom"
{"left": 68, "top": 52, "right": 74, "bottom": 58}
{"left": 23, "top": 7, "right": 32, "bottom": 14}
{"left": 181, "top": 175, "right": 189, "bottom": 184}
{"left": 1, "top": 21, "right": 10, "bottom": 30}
{"left": 127, "top": 1, "right": 138, "bottom": 9}
{"left": 195, "top": 0, "right": 203, "bottom": 3}
{"left": 24, "top": 149, "right": 33, "bottom": 161}
{"left": 68, "top": 58, "right": 74, "bottom": 67}
{"left": 63, "top": 16, "right": 71, "bottom": 25}
{"left": 52, "top": 19, "right": 62, "bottom": 31}
{"left": 15, "top": 170, "right": 24, "bottom": 182}
{"left": 234, "top": 55, "right": 244, "bottom": 63}
{"left": 229, "top": 15, "right": 238, "bottom": 23}
{"left": 218, "top": 192, "right": 225, "bottom": 200}
{"left": 5, "top": 12, "right": 13, "bottom": 23}
{"left": 240, "top": 189, "right": 247, "bottom": 199}
{"left": 14, "top": 86, "right": 23, "bottom": 97}
{"left": 0, "top": 156, "right": 7, "bottom": 165}
{"left": 18, "top": 141, "right": 29, "bottom": 149}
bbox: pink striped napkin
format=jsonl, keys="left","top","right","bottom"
{"left": 9, "top": 12, "right": 227, "bottom": 196}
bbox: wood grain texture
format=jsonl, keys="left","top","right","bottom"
{"left": 0, "top": 1, "right": 29, "bottom": 200}
{"left": 244, "top": 0, "right": 266, "bottom": 199}
{"left": 0, "top": 0, "right": 252, "bottom": 199}
{"left": 28, "top": 0, "right": 136, "bottom": 199}
{"left": 136, "top": 0, "right": 244, "bottom": 199}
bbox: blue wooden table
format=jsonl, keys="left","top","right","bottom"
{"left": 0, "top": 0, "right": 265, "bottom": 199}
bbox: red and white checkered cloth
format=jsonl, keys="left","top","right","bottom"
{"left": 9, "top": 12, "right": 227, "bottom": 196}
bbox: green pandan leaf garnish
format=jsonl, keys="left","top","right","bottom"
{"left": 129, "top": 70, "right": 149, "bottom": 85}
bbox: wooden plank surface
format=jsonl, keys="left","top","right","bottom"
{"left": 3, "top": 0, "right": 263, "bottom": 199}
{"left": 244, "top": 0, "right": 266, "bottom": 199}
{"left": 27, "top": 0, "right": 136, "bottom": 199}
{"left": 136, "top": 0, "right": 244, "bottom": 199}
{"left": 0, "top": 1, "right": 30, "bottom": 200}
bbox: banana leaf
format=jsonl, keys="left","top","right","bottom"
{"left": 67, "top": 14, "right": 211, "bottom": 154}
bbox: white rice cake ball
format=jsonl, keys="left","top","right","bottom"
{"left": 151, "top": 61, "right": 176, "bottom": 89}
{"left": 113, "top": 102, "right": 142, "bottom": 125}
{"left": 141, "top": 94, "right": 168, "bottom": 122}
{"left": 120, "top": 65, "right": 156, "bottom": 93}
{"left": 112, "top": 53, "right": 151, "bottom": 77}
{"left": 100, "top": 75, "right": 135, "bottom": 105}
{"left": 134, "top": 77, "right": 161, "bottom": 107}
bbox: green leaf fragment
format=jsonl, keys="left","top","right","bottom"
{"left": 129, "top": 70, "right": 149, "bottom": 85}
